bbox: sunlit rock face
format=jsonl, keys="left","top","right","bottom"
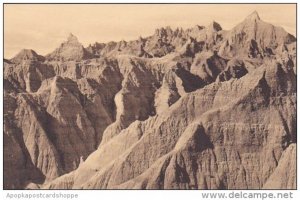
{"left": 4, "top": 11, "right": 296, "bottom": 189}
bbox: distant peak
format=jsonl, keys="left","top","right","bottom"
{"left": 15, "top": 49, "right": 39, "bottom": 58}
{"left": 46, "top": 33, "right": 93, "bottom": 61}
{"left": 11, "top": 49, "right": 44, "bottom": 63}
{"left": 193, "top": 25, "right": 205, "bottom": 31}
{"left": 208, "top": 21, "right": 222, "bottom": 31}
{"left": 245, "top": 11, "right": 261, "bottom": 21}
{"left": 67, "top": 33, "right": 79, "bottom": 43}
{"left": 155, "top": 26, "right": 173, "bottom": 36}
{"left": 162, "top": 26, "right": 172, "bottom": 31}
{"left": 19, "top": 49, "right": 37, "bottom": 55}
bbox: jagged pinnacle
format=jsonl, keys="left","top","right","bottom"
{"left": 245, "top": 11, "right": 261, "bottom": 21}
{"left": 208, "top": 21, "right": 222, "bottom": 31}
{"left": 67, "top": 33, "right": 79, "bottom": 43}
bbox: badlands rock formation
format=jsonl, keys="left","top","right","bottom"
{"left": 4, "top": 11, "right": 296, "bottom": 189}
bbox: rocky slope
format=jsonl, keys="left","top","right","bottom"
{"left": 3, "top": 11, "right": 296, "bottom": 189}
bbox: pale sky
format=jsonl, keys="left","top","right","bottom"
{"left": 4, "top": 4, "right": 296, "bottom": 59}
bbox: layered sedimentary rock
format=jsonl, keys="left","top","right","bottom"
{"left": 4, "top": 11, "right": 296, "bottom": 189}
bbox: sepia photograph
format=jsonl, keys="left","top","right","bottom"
{"left": 2, "top": 2, "right": 297, "bottom": 195}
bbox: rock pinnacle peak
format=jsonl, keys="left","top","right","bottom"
{"left": 208, "top": 21, "right": 222, "bottom": 31}
{"left": 245, "top": 11, "right": 261, "bottom": 21}
{"left": 10, "top": 48, "right": 45, "bottom": 63}
{"left": 67, "top": 33, "right": 79, "bottom": 43}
